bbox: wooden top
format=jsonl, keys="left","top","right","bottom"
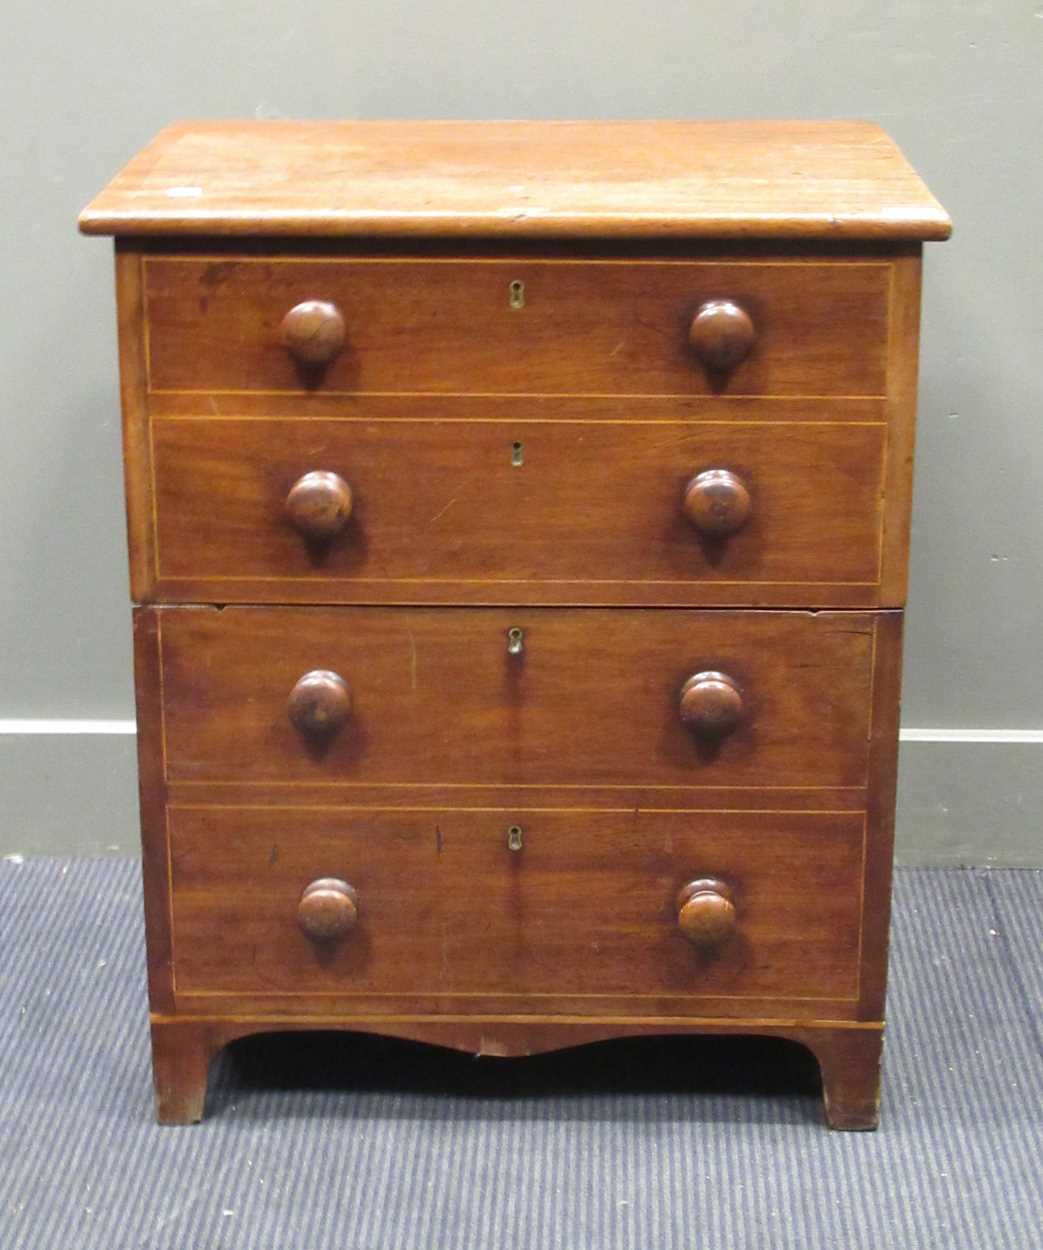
{"left": 79, "top": 120, "right": 951, "bottom": 242}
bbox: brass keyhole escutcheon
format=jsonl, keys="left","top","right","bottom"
{"left": 507, "top": 627, "right": 525, "bottom": 655}
{"left": 507, "top": 825, "right": 524, "bottom": 851}
{"left": 508, "top": 279, "right": 525, "bottom": 309}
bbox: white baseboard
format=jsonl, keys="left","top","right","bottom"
{"left": 0, "top": 722, "right": 1039, "bottom": 863}
{"left": 900, "top": 727, "right": 1043, "bottom": 744}
{"left": 4, "top": 720, "right": 1041, "bottom": 744}
{"left": 0, "top": 719, "right": 137, "bottom": 735}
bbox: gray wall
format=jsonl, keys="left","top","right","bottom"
{"left": 2, "top": 1, "right": 1040, "bottom": 862}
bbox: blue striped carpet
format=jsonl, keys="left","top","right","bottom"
{"left": 0, "top": 860, "right": 1039, "bottom": 1249}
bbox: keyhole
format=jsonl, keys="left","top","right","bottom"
{"left": 507, "top": 825, "right": 524, "bottom": 851}
{"left": 509, "top": 279, "right": 525, "bottom": 310}
{"left": 511, "top": 440, "right": 524, "bottom": 467}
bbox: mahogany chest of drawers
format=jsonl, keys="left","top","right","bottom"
{"left": 80, "top": 120, "right": 950, "bottom": 1128}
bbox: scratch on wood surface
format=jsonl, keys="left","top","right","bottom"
{"left": 633, "top": 313, "right": 672, "bottom": 340}
{"left": 430, "top": 497, "right": 459, "bottom": 523}
{"left": 645, "top": 429, "right": 700, "bottom": 452}
{"left": 408, "top": 631, "right": 418, "bottom": 690}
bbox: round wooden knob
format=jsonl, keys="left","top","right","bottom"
{"left": 280, "top": 300, "right": 346, "bottom": 367}
{"left": 688, "top": 300, "right": 755, "bottom": 371}
{"left": 298, "top": 878, "right": 358, "bottom": 941}
{"left": 683, "top": 469, "right": 751, "bottom": 536}
{"left": 285, "top": 471, "right": 353, "bottom": 541}
{"left": 679, "top": 671, "right": 744, "bottom": 737}
{"left": 287, "top": 670, "right": 352, "bottom": 737}
{"left": 677, "top": 878, "right": 736, "bottom": 947}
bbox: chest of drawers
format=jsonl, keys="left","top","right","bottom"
{"left": 80, "top": 120, "right": 950, "bottom": 1128}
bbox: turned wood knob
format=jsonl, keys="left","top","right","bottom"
{"left": 677, "top": 878, "right": 736, "bottom": 947}
{"left": 285, "top": 471, "right": 353, "bottom": 541}
{"left": 688, "top": 300, "right": 755, "bottom": 371}
{"left": 280, "top": 300, "right": 346, "bottom": 367}
{"left": 298, "top": 878, "right": 358, "bottom": 941}
{"left": 683, "top": 469, "right": 752, "bottom": 536}
{"left": 287, "top": 670, "right": 352, "bottom": 737}
{"left": 679, "top": 671, "right": 744, "bottom": 736}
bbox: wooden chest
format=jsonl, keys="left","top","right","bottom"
{"left": 80, "top": 120, "right": 950, "bottom": 1128}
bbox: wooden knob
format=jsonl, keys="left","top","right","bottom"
{"left": 287, "top": 670, "right": 352, "bottom": 737}
{"left": 679, "top": 671, "right": 744, "bottom": 736}
{"left": 688, "top": 300, "right": 755, "bottom": 371}
{"left": 677, "top": 878, "right": 736, "bottom": 947}
{"left": 298, "top": 878, "right": 358, "bottom": 941}
{"left": 280, "top": 300, "right": 346, "bottom": 367}
{"left": 683, "top": 469, "right": 751, "bottom": 536}
{"left": 285, "top": 471, "right": 353, "bottom": 541}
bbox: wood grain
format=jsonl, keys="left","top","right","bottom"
{"left": 284, "top": 470, "right": 353, "bottom": 542}
{"left": 114, "top": 245, "right": 155, "bottom": 601}
{"left": 168, "top": 805, "right": 864, "bottom": 1006}
{"left": 78, "top": 120, "right": 951, "bottom": 241}
{"left": 150, "top": 1016, "right": 215, "bottom": 1124}
{"left": 147, "top": 1013, "right": 884, "bottom": 1128}
{"left": 92, "top": 121, "right": 949, "bottom": 1128}
{"left": 147, "top": 388, "right": 889, "bottom": 422}
{"left": 145, "top": 416, "right": 888, "bottom": 607}
{"left": 682, "top": 468, "right": 753, "bottom": 537}
{"left": 133, "top": 608, "right": 174, "bottom": 1013}
{"left": 858, "top": 610, "right": 905, "bottom": 1019}
{"left": 154, "top": 606, "right": 877, "bottom": 790}
{"left": 297, "top": 877, "right": 359, "bottom": 941}
{"left": 162, "top": 780, "right": 870, "bottom": 811}
{"left": 279, "top": 299, "right": 346, "bottom": 367}
{"left": 142, "top": 256, "right": 890, "bottom": 397}
{"left": 676, "top": 878, "right": 738, "bottom": 946}
{"left": 688, "top": 299, "right": 757, "bottom": 371}
{"left": 879, "top": 248, "right": 924, "bottom": 605}
{"left": 809, "top": 1025, "right": 885, "bottom": 1130}
{"left": 679, "top": 671, "right": 746, "bottom": 736}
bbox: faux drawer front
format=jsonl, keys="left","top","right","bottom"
{"left": 156, "top": 606, "right": 876, "bottom": 790}
{"left": 169, "top": 806, "right": 864, "bottom": 1010}
{"left": 143, "top": 256, "right": 890, "bottom": 397}
{"left": 149, "top": 417, "right": 886, "bottom": 607}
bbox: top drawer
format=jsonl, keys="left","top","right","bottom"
{"left": 143, "top": 256, "right": 890, "bottom": 397}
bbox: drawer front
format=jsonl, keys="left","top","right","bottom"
{"left": 169, "top": 805, "right": 864, "bottom": 1010}
{"left": 144, "top": 256, "right": 889, "bottom": 397}
{"left": 156, "top": 606, "right": 876, "bottom": 790}
{"left": 149, "top": 417, "right": 886, "bottom": 606}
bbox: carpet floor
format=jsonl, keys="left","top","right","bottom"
{"left": 0, "top": 859, "right": 1039, "bottom": 1249}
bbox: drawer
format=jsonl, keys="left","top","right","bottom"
{"left": 148, "top": 417, "right": 886, "bottom": 607}
{"left": 169, "top": 805, "right": 865, "bottom": 1011}
{"left": 155, "top": 606, "right": 877, "bottom": 790}
{"left": 143, "top": 256, "right": 890, "bottom": 397}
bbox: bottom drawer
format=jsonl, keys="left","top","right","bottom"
{"left": 169, "top": 805, "right": 865, "bottom": 1014}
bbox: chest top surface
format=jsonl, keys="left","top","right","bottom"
{"left": 78, "top": 119, "right": 950, "bottom": 242}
